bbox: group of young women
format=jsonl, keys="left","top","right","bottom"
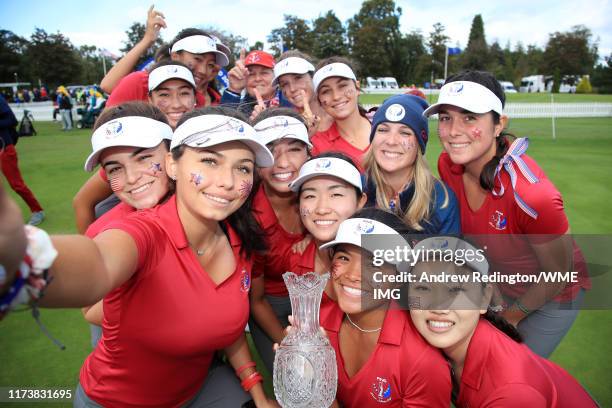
{"left": 0, "top": 8, "right": 596, "bottom": 407}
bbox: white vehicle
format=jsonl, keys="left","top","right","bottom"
{"left": 379, "top": 77, "right": 399, "bottom": 89}
{"left": 499, "top": 81, "right": 518, "bottom": 93}
{"left": 366, "top": 77, "right": 382, "bottom": 89}
{"left": 519, "top": 75, "right": 552, "bottom": 93}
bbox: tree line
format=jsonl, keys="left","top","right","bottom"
{"left": 1, "top": 0, "right": 610, "bottom": 93}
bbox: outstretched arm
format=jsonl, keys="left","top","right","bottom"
{"left": 0, "top": 183, "right": 27, "bottom": 295}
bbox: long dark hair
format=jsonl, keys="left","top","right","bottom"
{"left": 443, "top": 70, "right": 516, "bottom": 191}
{"left": 171, "top": 106, "right": 266, "bottom": 258}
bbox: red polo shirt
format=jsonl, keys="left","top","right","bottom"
{"left": 311, "top": 122, "right": 368, "bottom": 171}
{"left": 251, "top": 185, "right": 305, "bottom": 296}
{"left": 320, "top": 303, "right": 451, "bottom": 407}
{"left": 79, "top": 195, "right": 251, "bottom": 407}
{"left": 106, "top": 70, "right": 217, "bottom": 108}
{"left": 85, "top": 201, "right": 135, "bottom": 238}
{"left": 438, "top": 152, "right": 589, "bottom": 301}
{"left": 457, "top": 319, "right": 597, "bottom": 407}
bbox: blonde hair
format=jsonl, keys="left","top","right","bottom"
{"left": 363, "top": 148, "right": 449, "bottom": 231}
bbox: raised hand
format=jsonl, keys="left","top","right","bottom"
{"left": 144, "top": 5, "right": 166, "bottom": 44}
{"left": 300, "top": 90, "right": 320, "bottom": 134}
{"left": 227, "top": 48, "right": 249, "bottom": 93}
{"left": 250, "top": 88, "right": 267, "bottom": 122}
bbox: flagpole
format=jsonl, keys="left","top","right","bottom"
{"left": 444, "top": 45, "right": 449, "bottom": 80}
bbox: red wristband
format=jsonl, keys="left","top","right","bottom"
{"left": 241, "top": 372, "right": 263, "bottom": 392}
{"left": 235, "top": 361, "right": 257, "bottom": 377}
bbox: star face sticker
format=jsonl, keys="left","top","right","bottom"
{"left": 190, "top": 172, "right": 203, "bottom": 186}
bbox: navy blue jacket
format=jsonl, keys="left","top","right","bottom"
{"left": 0, "top": 95, "right": 18, "bottom": 147}
{"left": 364, "top": 176, "right": 461, "bottom": 235}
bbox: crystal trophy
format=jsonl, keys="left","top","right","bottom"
{"left": 273, "top": 272, "right": 337, "bottom": 408}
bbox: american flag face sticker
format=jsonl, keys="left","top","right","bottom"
{"left": 108, "top": 173, "right": 124, "bottom": 192}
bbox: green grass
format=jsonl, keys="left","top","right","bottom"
{"left": 1, "top": 119, "right": 612, "bottom": 406}
{"left": 360, "top": 92, "right": 612, "bottom": 105}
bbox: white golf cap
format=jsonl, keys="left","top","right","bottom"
{"left": 289, "top": 157, "right": 362, "bottom": 192}
{"left": 148, "top": 64, "right": 196, "bottom": 92}
{"left": 272, "top": 57, "right": 315, "bottom": 85}
{"left": 411, "top": 236, "right": 489, "bottom": 276}
{"left": 84, "top": 116, "right": 173, "bottom": 171}
{"left": 254, "top": 115, "right": 312, "bottom": 147}
{"left": 170, "top": 35, "right": 229, "bottom": 67}
{"left": 171, "top": 114, "right": 274, "bottom": 167}
{"left": 423, "top": 81, "right": 503, "bottom": 117}
{"left": 313, "top": 63, "right": 357, "bottom": 93}
{"left": 319, "top": 217, "right": 411, "bottom": 266}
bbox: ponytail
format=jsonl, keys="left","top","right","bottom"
{"left": 479, "top": 112, "right": 516, "bottom": 191}
{"left": 483, "top": 310, "right": 523, "bottom": 342}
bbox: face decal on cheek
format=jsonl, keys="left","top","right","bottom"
{"left": 331, "top": 261, "right": 341, "bottom": 278}
{"left": 471, "top": 128, "right": 482, "bottom": 138}
{"left": 109, "top": 175, "right": 124, "bottom": 192}
{"left": 344, "top": 87, "right": 355, "bottom": 98}
{"left": 238, "top": 180, "right": 253, "bottom": 198}
{"left": 400, "top": 139, "right": 416, "bottom": 151}
{"left": 438, "top": 127, "right": 450, "bottom": 139}
{"left": 148, "top": 162, "right": 163, "bottom": 176}
{"left": 190, "top": 172, "right": 203, "bottom": 186}
{"left": 300, "top": 207, "right": 310, "bottom": 217}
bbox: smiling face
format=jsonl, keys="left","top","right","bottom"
{"left": 173, "top": 51, "right": 218, "bottom": 89}
{"left": 332, "top": 244, "right": 396, "bottom": 314}
{"left": 408, "top": 261, "right": 490, "bottom": 357}
{"left": 317, "top": 76, "right": 359, "bottom": 120}
{"left": 259, "top": 139, "right": 309, "bottom": 194}
{"left": 372, "top": 122, "right": 419, "bottom": 176}
{"left": 298, "top": 176, "right": 366, "bottom": 242}
{"left": 100, "top": 143, "right": 170, "bottom": 209}
{"left": 246, "top": 65, "right": 275, "bottom": 100}
{"left": 168, "top": 141, "right": 255, "bottom": 222}
{"left": 278, "top": 73, "right": 314, "bottom": 110}
{"left": 437, "top": 105, "right": 506, "bottom": 173}
{"left": 149, "top": 79, "right": 196, "bottom": 129}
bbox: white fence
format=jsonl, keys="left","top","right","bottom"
{"left": 362, "top": 102, "right": 612, "bottom": 118}
{"left": 10, "top": 101, "right": 612, "bottom": 121}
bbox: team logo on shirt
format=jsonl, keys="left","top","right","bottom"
{"left": 314, "top": 158, "right": 332, "bottom": 171}
{"left": 104, "top": 120, "right": 123, "bottom": 139}
{"left": 356, "top": 219, "right": 376, "bottom": 234}
{"left": 240, "top": 268, "right": 251, "bottom": 292}
{"left": 370, "top": 376, "right": 392, "bottom": 403}
{"left": 385, "top": 103, "right": 405, "bottom": 122}
{"left": 489, "top": 210, "right": 508, "bottom": 230}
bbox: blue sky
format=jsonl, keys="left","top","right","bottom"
{"left": 1, "top": 0, "right": 610, "bottom": 61}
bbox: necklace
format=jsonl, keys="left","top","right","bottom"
{"left": 345, "top": 313, "right": 381, "bottom": 333}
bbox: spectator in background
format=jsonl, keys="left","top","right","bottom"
{"left": 57, "top": 86, "right": 73, "bottom": 131}
{"left": 40, "top": 86, "right": 48, "bottom": 101}
{"left": 0, "top": 94, "right": 45, "bottom": 225}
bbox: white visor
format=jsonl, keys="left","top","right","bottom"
{"left": 254, "top": 115, "right": 312, "bottom": 147}
{"left": 313, "top": 63, "right": 357, "bottom": 93}
{"left": 423, "top": 81, "right": 503, "bottom": 117}
{"left": 171, "top": 35, "right": 229, "bottom": 67}
{"left": 411, "top": 236, "right": 489, "bottom": 276}
{"left": 289, "top": 157, "right": 362, "bottom": 192}
{"left": 319, "top": 218, "right": 411, "bottom": 266}
{"left": 208, "top": 34, "right": 232, "bottom": 57}
{"left": 148, "top": 64, "right": 196, "bottom": 92}
{"left": 84, "top": 116, "right": 173, "bottom": 171}
{"left": 273, "top": 57, "right": 315, "bottom": 85}
{"left": 171, "top": 115, "right": 273, "bottom": 167}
